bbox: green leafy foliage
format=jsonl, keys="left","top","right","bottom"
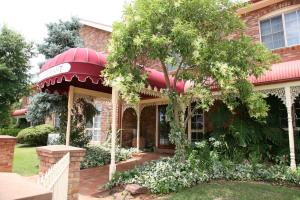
{"left": 38, "top": 17, "right": 83, "bottom": 59}
{"left": 81, "top": 144, "right": 136, "bottom": 169}
{"left": 208, "top": 97, "right": 297, "bottom": 164}
{"left": 17, "top": 124, "right": 54, "bottom": 146}
{"left": 26, "top": 92, "right": 67, "bottom": 125}
{"left": 0, "top": 128, "right": 22, "bottom": 137}
{"left": 26, "top": 93, "right": 98, "bottom": 147}
{"left": 107, "top": 138, "right": 300, "bottom": 194}
{"left": 0, "top": 26, "right": 34, "bottom": 127}
{"left": 103, "top": 0, "right": 277, "bottom": 157}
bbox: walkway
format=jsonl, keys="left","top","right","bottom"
{"left": 79, "top": 152, "right": 168, "bottom": 200}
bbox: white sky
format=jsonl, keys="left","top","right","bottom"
{"left": 0, "top": 0, "right": 128, "bottom": 80}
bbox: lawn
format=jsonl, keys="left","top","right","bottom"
{"left": 12, "top": 144, "right": 39, "bottom": 176}
{"left": 169, "top": 181, "right": 300, "bottom": 200}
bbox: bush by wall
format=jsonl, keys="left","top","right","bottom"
{"left": 81, "top": 144, "right": 136, "bottom": 169}
{"left": 106, "top": 138, "right": 300, "bottom": 194}
{"left": 17, "top": 124, "right": 54, "bottom": 146}
{"left": 0, "top": 128, "right": 22, "bottom": 137}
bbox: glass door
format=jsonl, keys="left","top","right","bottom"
{"left": 158, "top": 105, "right": 172, "bottom": 148}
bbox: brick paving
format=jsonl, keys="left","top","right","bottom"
{"left": 79, "top": 152, "right": 168, "bottom": 200}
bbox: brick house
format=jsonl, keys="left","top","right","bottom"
{"left": 14, "top": 0, "right": 300, "bottom": 175}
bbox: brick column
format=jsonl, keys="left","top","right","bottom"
{"left": 0, "top": 135, "right": 17, "bottom": 172}
{"left": 36, "top": 145, "right": 86, "bottom": 200}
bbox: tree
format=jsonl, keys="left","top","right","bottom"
{"left": 103, "top": 0, "right": 278, "bottom": 158}
{"left": 38, "top": 17, "right": 83, "bottom": 59}
{"left": 0, "top": 26, "right": 33, "bottom": 127}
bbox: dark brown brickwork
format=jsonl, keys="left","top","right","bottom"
{"left": 141, "top": 106, "right": 156, "bottom": 148}
{"left": 241, "top": 0, "right": 300, "bottom": 62}
{"left": 79, "top": 25, "right": 111, "bottom": 52}
{"left": 121, "top": 108, "right": 137, "bottom": 147}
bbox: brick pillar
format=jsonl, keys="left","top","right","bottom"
{"left": 0, "top": 135, "right": 17, "bottom": 172}
{"left": 36, "top": 145, "right": 86, "bottom": 200}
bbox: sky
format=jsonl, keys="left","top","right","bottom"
{"left": 0, "top": 0, "right": 128, "bottom": 80}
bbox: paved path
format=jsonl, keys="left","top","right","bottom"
{"left": 79, "top": 152, "right": 166, "bottom": 200}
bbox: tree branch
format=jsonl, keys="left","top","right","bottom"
{"left": 183, "top": 104, "right": 198, "bottom": 131}
{"left": 173, "top": 59, "right": 184, "bottom": 90}
{"left": 160, "top": 60, "right": 171, "bottom": 90}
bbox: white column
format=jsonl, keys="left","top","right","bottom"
{"left": 109, "top": 87, "right": 119, "bottom": 180}
{"left": 285, "top": 86, "right": 296, "bottom": 170}
{"left": 66, "top": 85, "right": 74, "bottom": 146}
{"left": 155, "top": 105, "right": 159, "bottom": 148}
{"left": 136, "top": 105, "right": 140, "bottom": 151}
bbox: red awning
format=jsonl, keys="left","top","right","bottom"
{"left": 249, "top": 60, "right": 300, "bottom": 85}
{"left": 37, "top": 48, "right": 186, "bottom": 94}
{"left": 11, "top": 108, "right": 27, "bottom": 117}
{"left": 37, "top": 48, "right": 300, "bottom": 94}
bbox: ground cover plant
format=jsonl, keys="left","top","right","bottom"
{"left": 107, "top": 138, "right": 300, "bottom": 194}
{"left": 81, "top": 144, "right": 136, "bottom": 169}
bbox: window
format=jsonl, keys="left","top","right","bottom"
{"left": 260, "top": 8, "right": 300, "bottom": 50}
{"left": 53, "top": 113, "right": 60, "bottom": 128}
{"left": 190, "top": 104, "right": 204, "bottom": 143}
{"left": 159, "top": 105, "right": 171, "bottom": 146}
{"left": 85, "top": 102, "right": 102, "bottom": 142}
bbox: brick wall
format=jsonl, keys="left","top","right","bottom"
{"left": 121, "top": 108, "right": 137, "bottom": 147}
{"left": 0, "top": 136, "right": 17, "bottom": 172}
{"left": 241, "top": 0, "right": 300, "bottom": 62}
{"left": 36, "top": 145, "right": 86, "bottom": 200}
{"left": 140, "top": 106, "right": 156, "bottom": 147}
{"left": 79, "top": 25, "right": 111, "bottom": 52}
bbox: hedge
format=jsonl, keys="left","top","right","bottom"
{"left": 0, "top": 128, "right": 22, "bottom": 137}
{"left": 17, "top": 124, "right": 54, "bottom": 146}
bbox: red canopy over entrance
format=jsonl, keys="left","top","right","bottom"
{"left": 37, "top": 48, "right": 186, "bottom": 95}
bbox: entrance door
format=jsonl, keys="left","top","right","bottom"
{"left": 158, "top": 105, "right": 173, "bottom": 148}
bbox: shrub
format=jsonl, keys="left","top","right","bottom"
{"left": 0, "top": 128, "right": 22, "bottom": 137}
{"left": 81, "top": 144, "right": 136, "bottom": 169}
{"left": 17, "top": 124, "right": 54, "bottom": 146}
{"left": 106, "top": 137, "right": 300, "bottom": 194}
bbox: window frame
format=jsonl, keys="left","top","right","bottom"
{"left": 259, "top": 5, "right": 300, "bottom": 50}
{"left": 85, "top": 101, "right": 102, "bottom": 143}
{"left": 188, "top": 104, "right": 205, "bottom": 144}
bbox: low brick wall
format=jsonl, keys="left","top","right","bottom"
{"left": 0, "top": 135, "right": 17, "bottom": 172}
{"left": 36, "top": 145, "right": 86, "bottom": 200}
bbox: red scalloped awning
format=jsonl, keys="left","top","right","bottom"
{"left": 37, "top": 48, "right": 300, "bottom": 95}
{"left": 37, "top": 48, "right": 186, "bottom": 94}
{"left": 11, "top": 108, "right": 27, "bottom": 117}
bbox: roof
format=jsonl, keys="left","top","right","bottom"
{"left": 250, "top": 60, "right": 300, "bottom": 85}
{"left": 11, "top": 108, "right": 27, "bottom": 117}
{"left": 80, "top": 19, "right": 112, "bottom": 32}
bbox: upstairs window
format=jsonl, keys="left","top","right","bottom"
{"left": 260, "top": 8, "right": 300, "bottom": 50}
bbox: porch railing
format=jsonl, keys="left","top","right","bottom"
{"left": 38, "top": 152, "right": 70, "bottom": 200}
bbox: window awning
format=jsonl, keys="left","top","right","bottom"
{"left": 249, "top": 59, "right": 300, "bottom": 85}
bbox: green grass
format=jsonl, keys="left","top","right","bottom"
{"left": 169, "top": 181, "right": 300, "bottom": 200}
{"left": 12, "top": 144, "right": 39, "bottom": 176}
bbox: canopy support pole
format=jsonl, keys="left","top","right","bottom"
{"left": 285, "top": 86, "right": 296, "bottom": 170}
{"left": 66, "top": 85, "right": 74, "bottom": 146}
{"left": 109, "top": 87, "right": 119, "bottom": 180}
